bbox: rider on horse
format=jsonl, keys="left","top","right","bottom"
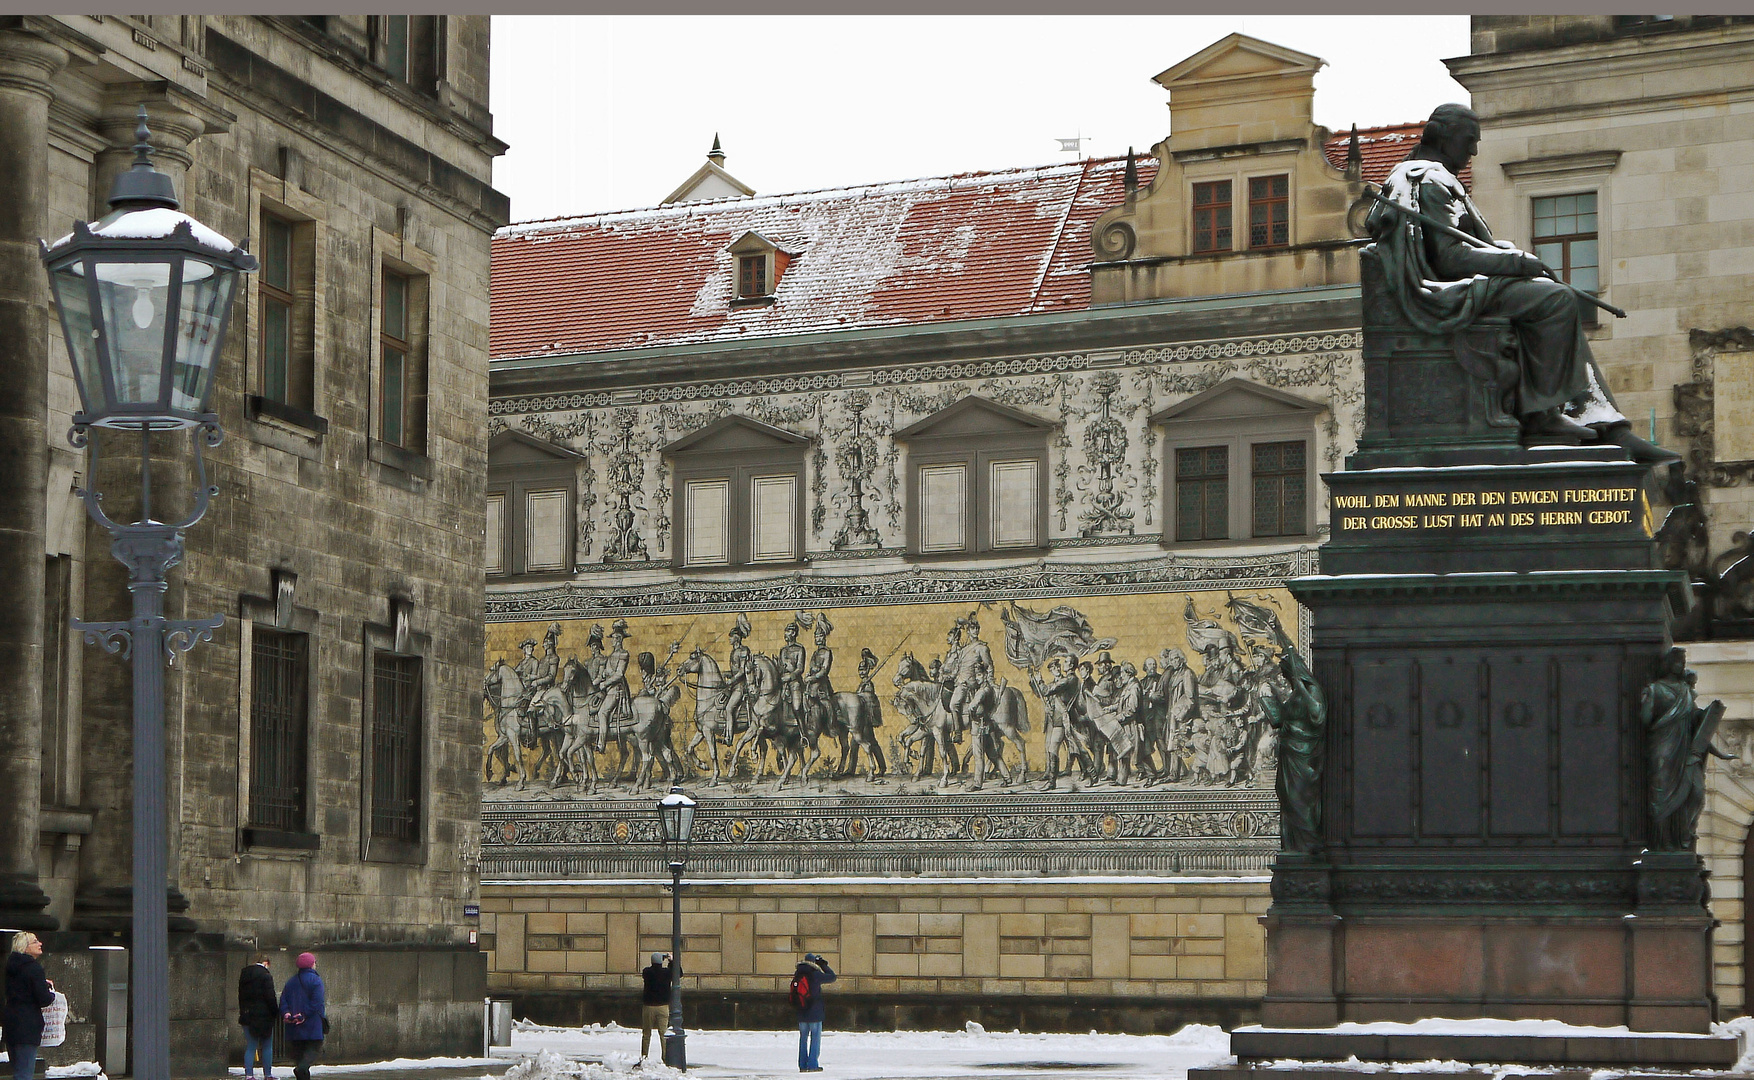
{"left": 804, "top": 615, "right": 836, "bottom": 735}
{"left": 593, "top": 619, "right": 634, "bottom": 748}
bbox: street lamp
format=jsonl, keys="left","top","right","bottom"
{"left": 656, "top": 785, "right": 698, "bottom": 1069}
{"left": 40, "top": 107, "right": 256, "bottom": 1080}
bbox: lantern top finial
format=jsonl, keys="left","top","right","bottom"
{"left": 108, "top": 104, "right": 179, "bottom": 212}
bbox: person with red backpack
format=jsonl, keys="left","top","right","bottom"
{"left": 790, "top": 952, "right": 836, "bottom": 1072}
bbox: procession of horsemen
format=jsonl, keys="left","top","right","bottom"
{"left": 484, "top": 598, "right": 1290, "bottom": 795}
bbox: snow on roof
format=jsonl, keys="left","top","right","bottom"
{"left": 491, "top": 155, "right": 1156, "bottom": 362}
{"left": 1321, "top": 122, "right": 1473, "bottom": 189}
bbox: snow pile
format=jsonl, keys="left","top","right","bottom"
{"left": 503, "top": 1048, "right": 682, "bottom": 1080}
{"left": 1713, "top": 1014, "right": 1754, "bottom": 1071}
{"left": 47, "top": 1065, "right": 106, "bottom": 1079}
{"left": 1164, "top": 1024, "right": 1232, "bottom": 1053}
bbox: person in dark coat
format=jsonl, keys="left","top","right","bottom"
{"left": 639, "top": 952, "right": 673, "bottom": 1060}
{"left": 791, "top": 953, "right": 836, "bottom": 1073}
{"left": 238, "top": 952, "right": 280, "bottom": 1078}
{"left": 278, "top": 952, "right": 326, "bottom": 1080}
{"left": 3, "top": 932, "right": 55, "bottom": 1080}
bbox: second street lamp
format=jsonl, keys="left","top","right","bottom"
{"left": 40, "top": 107, "right": 256, "bottom": 1080}
{"left": 656, "top": 785, "right": 698, "bottom": 1069}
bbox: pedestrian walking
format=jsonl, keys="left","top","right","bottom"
{"left": 789, "top": 952, "right": 836, "bottom": 1073}
{"left": 2, "top": 932, "right": 55, "bottom": 1080}
{"left": 238, "top": 951, "right": 279, "bottom": 1078}
{"left": 278, "top": 952, "right": 327, "bottom": 1080}
{"left": 639, "top": 951, "right": 673, "bottom": 1061}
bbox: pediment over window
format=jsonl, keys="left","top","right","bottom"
{"left": 662, "top": 414, "right": 811, "bottom": 456}
{"left": 1149, "top": 378, "right": 1325, "bottom": 427}
{"left": 1152, "top": 32, "right": 1323, "bottom": 91}
{"left": 893, "top": 396, "right": 1057, "bottom": 442}
{"left": 727, "top": 230, "right": 801, "bottom": 258}
{"left": 488, "top": 429, "right": 585, "bottom": 468}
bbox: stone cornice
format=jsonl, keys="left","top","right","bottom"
{"left": 489, "top": 286, "right": 1362, "bottom": 401}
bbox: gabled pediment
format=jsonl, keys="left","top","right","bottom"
{"left": 663, "top": 414, "right": 811, "bottom": 456}
{"left": 489, "top": 429, "right": 585, "bottom": 467}
{"left": 1149, "top": 378, "right": 1326, "bottom": 426}
{"left": 1153, "top": 33, "right": 1324, "bottom": 90}
{"left": 727, "top": 230, "right": 801, "bottom": 257}
{"left": 893, "top": 395, "right": 1057, "bottom": 441}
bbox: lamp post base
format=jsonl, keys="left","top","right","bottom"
{"left": 663, "top": 1032, "right": 687, "bottom": 1069}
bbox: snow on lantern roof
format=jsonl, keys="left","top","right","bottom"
{"left": 50, "top": 206, "right": 240, "bottom": 255}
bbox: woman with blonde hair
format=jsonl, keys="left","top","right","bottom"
{"left": 3, "top": 931, "right": 55, "bottom": 1080}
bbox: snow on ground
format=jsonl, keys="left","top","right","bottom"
{"left": 496, "top": 1020, "right": 1233, "bottom": 1080}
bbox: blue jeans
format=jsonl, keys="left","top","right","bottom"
{"left": 797, "top": 1021, "right": 822, "bottom": 1070}
{"left": 245, "top": 1029, "right": 274, "bottom": 1076}
{"left": 7, "top": 1043, "right": 39, "bottom": 1080}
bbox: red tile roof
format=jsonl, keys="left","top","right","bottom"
{"left": 491, "top": 155, "right": 1155, "bottom": 362}
{"left": 1322, "top": 122, "right": 1472, "bottom": 189}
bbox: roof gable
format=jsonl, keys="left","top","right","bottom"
{"left": 893, "top": 395, "right": 1057, "bottom": 441}
{"left": 727, "top": 230, "right": 799, "bottom": 256}
{"left": 662, "top": 159, "right": 756, "bottom": 205}
{"left": 1149, "top": 378, "right": 1325, "bottom": 425}
{"left": 662, "top": 414, "right": 812, "bottom": 455}
{"left": 488, "top": 429, "right": 585, "bottom": 466}
{"left": 1153, "top": 33, "right": 1324, "bottom": 90}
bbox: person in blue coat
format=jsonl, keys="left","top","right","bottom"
{"left": 278, "top": 952, "right": 326, "bottom": 1080}
{"left": 3, "top": 933, "right": 56, "bottom": 1080}
{"left": 791, "top": 953, "right": 836, "bottom": 1073}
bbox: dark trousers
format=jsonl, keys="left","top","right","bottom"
{"left": 289, "top": 1038, "right": 322, "bottom": 1080}
{"left": 6, "top": 1042, "right": 38, "bottom": 1080}
{"left": 1484, "top": 276, "right": 1596, "bottom": 416}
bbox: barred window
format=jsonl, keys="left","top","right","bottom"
{"left": 737, "top": 255, "right": 769, "bottom": 298}
{"left": 1251, "top": 440, "right": 1307, "bottom": 538}
{"left": 1248, "top": 175, "right": 1289, "bottom": 249}
{"left": 1175, "top": 446, "right": 1229, "bottom": 542}
{"left": 249, "top": 629, "right": 308, "bottom": 832}
{"left": 369, "top": 651, "right": 421, "bottom": 843}
{"left": 1192, "top": 180, "right": 1232, "bottom": 254}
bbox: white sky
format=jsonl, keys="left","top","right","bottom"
{"left": 488, "top": 15, "right": 1471, "bottom": 225}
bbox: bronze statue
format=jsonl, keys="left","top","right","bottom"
{"left": 1642, "top": 647, "right": 1730, "bottom": 850}
{"left": 1365, "top": 104, "right": 1676, "bottom": 464}
{"left": 1259, "top": 631, "right": 1326, "bottom": 853}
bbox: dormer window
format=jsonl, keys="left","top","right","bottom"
{"left": 738, "top": 254, "right": 768, "bottom": 299}
{"left": 726, "top": 231, "right": 795, "bottom": 303}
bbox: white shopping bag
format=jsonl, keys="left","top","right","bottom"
{"left": 41, "top": 990, "right": 68, "bottom": 1047}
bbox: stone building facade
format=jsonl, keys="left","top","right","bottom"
{"left": 1451, "top": 14, "right": 1754, "bottom": 1017}
{"left": 481, "top": 34, "right": 1390, "bottom": 1031}
{"left": 0, "top": 15, "right": 505, "bottom": 1071}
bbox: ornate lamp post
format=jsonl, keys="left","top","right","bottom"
{"left": 656, "top": 785, "right": 698, "bottom": 1069}
{"left": 39, "top": 107, "right": 256, "bottom": 1080}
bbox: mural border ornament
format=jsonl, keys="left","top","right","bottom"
{"left": 488, "top": 549, "right": 1317, "bottom": 622}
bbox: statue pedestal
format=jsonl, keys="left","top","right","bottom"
{"left": 1263, "top": 351, "right": 1714, "bottom": 1030}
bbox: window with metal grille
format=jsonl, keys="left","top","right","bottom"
{"left": 1532, "top": 192, "right": 1599, "bottom": 325}
{"left": 1192, "top": 180, "right": 1232, "bottom": 254}
{"left": 1248, "top": 175, "right": 1289, "bottom": 249}
{"left": 1175, "top": 445, "right": 1229, "bottom": 541}
{"left": 370, "top": 651, "right": 421, "bottom": 842}
{"left": 249, "top": 629, "right": 308, "bottom": 832}
{"left": 1251, "top": 440, "right": 1307, "bottom": 537}
{"left": 738, "top": 255, "right": 768, "bottom": 298}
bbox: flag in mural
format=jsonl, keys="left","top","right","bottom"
{"left": 1001, "top": 602, "right": 1117, "bottom": 671}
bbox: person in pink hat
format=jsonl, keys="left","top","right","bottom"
{"left": 278, "top": 952, "right": 327, "bottom": 1080}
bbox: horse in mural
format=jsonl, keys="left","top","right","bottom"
{"left": 626, "top": 676, "right": 687, "bottom": 791}
{"left": 680, "top": 648, "right": 740, "bottom": 784}
{"left": 819, "top": 689, "right": 886, "bottom": 784}
{"left": 891, "top": 654, "right": 961, "bottom": 786}
{"left": 969, "top": 682, "right": 1031, "bottom": 788}
{"left": 483, "top": 659, "right": 531, "bottom": 789}
{"left": 727, "top": 653, "right": 821, "bottom": 789}
{"left": 549, "top": 656, "right": 603, "bottom": 791}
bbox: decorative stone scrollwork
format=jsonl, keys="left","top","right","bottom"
{"left": 1095, "top": 220, "right": 1136, "bottom": 261}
